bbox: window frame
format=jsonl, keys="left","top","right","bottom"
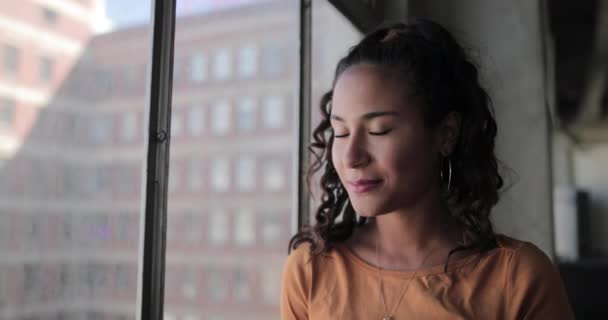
{"left": 139, "top": 0, "right": 317, "bottom": 318}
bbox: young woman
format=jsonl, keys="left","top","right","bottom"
{"left": 281, "top": 19, "right": 574, "bottom": 319}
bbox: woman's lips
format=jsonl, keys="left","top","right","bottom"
{"left": 347, "top": 179, "right": 383, "bottom": 193}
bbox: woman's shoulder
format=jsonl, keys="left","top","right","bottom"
{"left": 492, "top": 237, "right": 575, "bottom": 318}
{"left": 491, "top": 234, "right": 559, "bottom": 283}
{"left": 494, "top": 234, "right": 552, "bottom": 265}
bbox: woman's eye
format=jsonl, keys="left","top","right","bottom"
{"left": 333, "top": 133, "right": 349, "bottom": 138}
{"left": 369, "top": 129, "right": 392, "bottom": 136}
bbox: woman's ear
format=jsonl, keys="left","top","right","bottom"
{"left": 439, "top": 112, "right": 462, "bottom": 156}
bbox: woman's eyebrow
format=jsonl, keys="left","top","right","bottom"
{"left": 330, "top": 111, "right": 400, "bottom": 122}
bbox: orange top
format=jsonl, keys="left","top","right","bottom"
{"left": 280, "top": 234, "right": 574, "bottom": 319}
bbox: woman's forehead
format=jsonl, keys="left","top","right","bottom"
{"left": 332, "top": 65, "right": 416, "bottom": 117}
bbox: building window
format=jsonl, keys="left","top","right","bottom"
{"left": 209, "top": 210, "right": 228, "bottom": 245}
{"left": 211, "top": 99, "right": 231, "bottom": 135}
{"left": 124, "top": 66, "right": 138, "bottom": 88}
{"left": 206, "top": 269, "right": 228, "bottom": 301}
{"left": 169, "top": 162, "right": 180, "bottom": 193}
{"left": 3, "top": 45, "right": 18, "bottom": 74}
{"left": 236, "top": 97, "right": 256, "bottom": 131}
{"left": 91, "top": 114, "right": 113, "bottom": 144}
{"left": 263, "top": 160, "right": 284, "bottom": 191}
{"left": 234, "top": 269, "right": 252, "bottom": 302}
{"left": 262, "top": 96, "right": 284, "bottom": 129}
{"left": 40, "top": 56, "right": 54, "bottom": 82}
{"left": 238, "top": 44, "right": 258, "bottom": 78}
{"left": 181, "top": 266, "right": 197, "bottom": 300}
{"left": 188, "top": 159, "right": 202, "bottom": 191}
{"left": 262, "top": 212, "right": 282, "bottom": 245}
{"left": 236, "top": 156, "right": 255, "bottom": 191}
{"left": 263, "top": 45, "right": 283, "bottom": 76}
{"left": 0, "top": 98, "right": 15, "bottom": 127}
{"left": 261, "top": 268, "right": 280, "bottom": 305}
{"left": 121, "top": 112, "right": 137, "bottom": 142}
{"left": 42, "top": 7, "right": 58, "bottom": 25}
{"left": 185, "top": 213, "right": 203, "bottom": 243}
{"left": 235, "top": 209, "right": 255, "bottom": 246}
{"left": 212, "top": 48, "right": 232, "bottom": 80}
{"left": 210, "top": 157, "right": 230, "bottom": 192}
{"left": 188, "top": 104, "right": 204, "bottom": 136}
{"left": 171, "top": 109, "right": 183, "bottom": 137}
{"left": 190, "top": 53, "right": 207, "bottom": 83}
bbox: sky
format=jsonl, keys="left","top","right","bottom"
{"left": 105, "top": 0, "right": 266, "bottom": 29}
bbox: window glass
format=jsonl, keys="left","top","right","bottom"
{"left": 238, "top": 44, "right": 258, "bottom": 78}
{"left": 0, "top": 1, "right": 153, "bottom": 319}
{"left": 262, "top": 95, "right": 284, "bottom": 129}
{"left": 236, "top": 156, "right": 255, "bottom": 191}
{"left": 212, "top": 48, "right": 232, "bottom": 81}
{"left": 188, "top": 104, "right": 205, "bottom": 136}
{"left": 211, "top": 99, "right": 231, "bottom": 135}
{"left": 234, "top": 208, "right": 255, "bottom": 246}
{"left": 167, "top": 4, "right": 298, "bottom": 318}
{"left": 189, "top": 53, "right": 207, "bottom": 83}
{"left": 237, "top": 97, "right": 256, "bottom": 131}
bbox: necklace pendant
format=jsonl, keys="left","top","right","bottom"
{"left": 382, "top": 317, "right": 393, "bottom": 320}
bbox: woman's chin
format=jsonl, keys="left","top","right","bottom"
{"left": 351, "top": 203, "right": 388, "bottom": 218}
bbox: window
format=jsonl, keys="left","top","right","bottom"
{"left": 236, "top": 97, "right": 256, "bottom": 131}
{"left": 169, "top": 162, "right": 180, "bottom": 193}
{"left": 206, "top": 269, "right": 228, "bottom": 301}
{"left": 0, "top": 98, "right": 15, "bottom": 127}
{"left": 208, "top": 210, "right": 228, "bottom": 245}
{"left": 262, "top": 96, "right": 284, "bottom": 129}
{"left": 261, "top": 268, "right": 280, "bottom": 304}
{"left": 42, "top": 7, "right": 58, "bottom": 25}
{"left": 190, "top": 53, "right": 207, "bottom": 83}
{"left": 121, "top": 112, "right": 137, "bottom": 142}
{"left": 3, "top": 45, "right": 18, "bottom": 74}
{"left": 210, "top": 157, "right": 230, "bottom": 192}
{"left": 171, "top": 109, "right": 183, "bottom": 137}
{"left": 181, "top": 266, "right": 197, "bottom": 300}
{"left": 212, "top": 48, "right": 232, "bottom": 80}
{"left": 211, "top": 99, "right": 231, "bottom": 135}
{"left": 188, "top": 159, "right": 202, "bottom": 191}
{"left": 236, "top": 156, "right": 255, "bottom": 191}
{"left": 234, "top": 269, "right": 251, "bottom": 302}
{"left": 185, "top": 213, "right": 203, "bottom": 243}
{"left": 263, "top": 160, "right": 284, "bottom": 191}
{"left": 188, "top": 105, "right": 205, "bottom": 136}
{"left": 167, "top": 1, "right": 299, "bottom": 318}
{"left": 91, "top": 115, "right": 113, "bottom": 144}
{"left": 234, "top": 208, "right": 255, "bottom": 246}
{"left": 262, "top": 212, "right": 282, "bottom": 245}
{"left": 238, "top": 44, "right": 258, "bottom": 78}
{"left": 263, "top": 45, "right": 283, "bottom": 76}
{"left": 40, "top": 56, "right": 54, "bottom": 82}
{"left": 0, "top": 0, "right": 152, "bottom": 318}
{"left": 124, "top": 66, "right": 138, "bottom": 88}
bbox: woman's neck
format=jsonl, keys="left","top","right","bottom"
{"left": 350, "top": 193, "right": 466, "bottom": 270}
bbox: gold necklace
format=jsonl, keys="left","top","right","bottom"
{"left": 375, "top": 237, "right": 439, "bottom": 320}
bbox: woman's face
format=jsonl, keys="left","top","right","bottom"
{"left": 330, "top": 64, "right": 442, "bottom": 217}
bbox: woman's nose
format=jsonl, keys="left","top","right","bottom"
{"left": 342, "top": 135, "right": 371, "bottom": 168}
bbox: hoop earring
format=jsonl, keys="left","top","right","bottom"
{"left": 440, "top": 156, "right": 452, "bottom": 194}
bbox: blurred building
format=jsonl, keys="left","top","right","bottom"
{"left": 0, "top": 1, "right": 300, "bottom": 319}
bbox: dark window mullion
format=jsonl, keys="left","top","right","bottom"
{"left": 296, "top": 0, "right": 313, "bottom": 234}
{"left": 140, "top": 0, "right": 176, "bottom": 319}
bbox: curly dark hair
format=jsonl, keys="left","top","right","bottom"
{"left": 289, "top": 19, "right": 504, "bottom": 267}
